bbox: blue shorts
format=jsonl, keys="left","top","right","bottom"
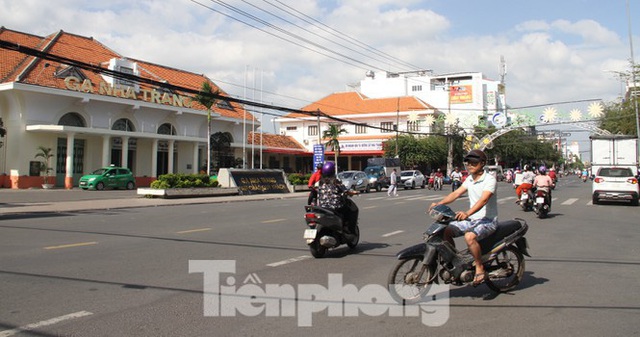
{"left": 449, "top": 217, "right": 497, "bottom": 241}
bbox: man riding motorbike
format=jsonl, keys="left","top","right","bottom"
{"left": 451, "top": 166, "right": 463, "bottom": 191}
{"left": 515, "top": 165, "right": 535, "bottom": 203}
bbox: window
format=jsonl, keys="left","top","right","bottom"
{"left": 407, "top": 120, "right": 420, "bottom": 132}
{"left": 355, "top": 123, "right": 367, "bottom": 134}
{"left": 308, "top": 125, "right": 318, "bottom": 136}
{"left": 286, "top": 126, "right": 297, "bottom": 131}
{"left": 118, "top": 66, "right": 134, "bottom": 87}
{"left": 411, "top": 85, "right": 423, "bottom": 92}
{"left": 381, "top": 122, "right": 395, "bottom": 133}
{"left": 112, "top": 118, "right": 135, "bottom": 132}
{"left": 58, "top": 112, "right": 86, "bottom": 127}
{"left": 216, "top": 100, "right": 234, "bottom": 110}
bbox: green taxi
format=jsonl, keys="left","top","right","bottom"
{"left": 79, "top": 166, "right": 136, "bottom": 190}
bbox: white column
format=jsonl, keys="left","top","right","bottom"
{"left": 102, "top": 135, "right": 110, "bottom": 167}
{"left": 168, "top": 140, "right": 175, "bottom": 174}
{"left": 151, "top": 139, "right": 158, "bottom": 178}
{"left": 192, "top": 142, "right": 199, "bottom": 174}
{"left": 65, "top": 133, "right": 75, "bottom": 189}
{"left": 121, "top": 136, "right": 129, "bottom": 169}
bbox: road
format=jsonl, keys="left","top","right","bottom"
{"left": 1, "top": 177, "right": 639, "bottom": 336}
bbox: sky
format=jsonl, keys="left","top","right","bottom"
{"left": 1, "top": 0, "right": 638, "bottom": 151}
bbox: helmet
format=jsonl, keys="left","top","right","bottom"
{"left": 316, "top": 163, "right": 323, "bottom": 170}
{"left": 523, "top": 165, "right": 530, "bottom": 171}
{"left": 321, "top": 161, "right": 336, "bottom": 177}
{"left": 515, "top": 166, "right": 520, "bottom": 171}
{"left": 539, "top": 166, "right": 547, "bottom": 174}
{"left": 464, "top": 149, "right": 487, "bottom": 163}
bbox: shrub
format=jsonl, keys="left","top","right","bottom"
{"left": 150, "top": 173, "right": 218, "bottom": 189}
{"left": 287, "top": 173, "right": 313, "bottom": 185}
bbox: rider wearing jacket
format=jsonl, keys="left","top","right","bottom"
{"left": 533, "top": 165, "right": 554, "bottom": 207}
{"left": 307, "top": 164, "right": 323, "bottom": 205}
{"left": 317, "top": 161, "right": 358, "bottom": 232}
{"left": 516, "top": 165, "right": 535, "bottom": 202}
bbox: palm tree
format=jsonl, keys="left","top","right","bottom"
{"left": 323, "top": 124, "right": 347, "bottom": 175}
{"left": 35, "top": 146, "right": 54, "bottom": 185}
{"left": 195, "top": 81, "right": 218, "bottom": 175}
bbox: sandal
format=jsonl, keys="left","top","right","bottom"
{"left": 472, "top": 272, "right": 486, "bottom": 287}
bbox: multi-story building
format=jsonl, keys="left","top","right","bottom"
{"left": 0, "top": 27, "right": 306, "bottom": 189}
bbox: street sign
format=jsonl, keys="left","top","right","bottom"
{"left": 313, "top": 144, "right": 325, "bottom": 168}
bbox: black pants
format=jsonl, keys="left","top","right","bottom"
{"left": 338, "top": 198, "right": 359, "bottom": 232}
{"left": 307, "top": 188, "right": 317, "bottom": 205}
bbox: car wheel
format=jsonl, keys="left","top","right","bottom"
{"left": 376, "top": 184, "right": 381, "bottom": 192}
{"left": 126, "top": 181, "right": 135, "bottom": 190}
{"left": 96, "top": 182, "right": 105, "bottom": 191}
{"left": 421, "top": 180, "right": 426, "bottom": 189}
{"left": 592, "top": 194, "right": 598, "bottom": 205}
{"left": 632, "top": 198, "right": 639, "bottom": 207}
{"left": 365, "top": 184, "right": 370, "bottom": 193}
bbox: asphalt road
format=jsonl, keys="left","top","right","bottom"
{"left": 1, "top": 177, "right": 638, "bottom": 336}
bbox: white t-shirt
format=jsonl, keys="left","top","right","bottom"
{"left": 462, "top": 172, "right": 498, "bottom": 220}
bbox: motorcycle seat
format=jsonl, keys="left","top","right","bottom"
{"left": 480, "top": 220, "right": 523, "bottom": 254}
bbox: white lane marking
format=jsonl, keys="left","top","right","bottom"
{"left": 267, "top": 255, "right": 312, "bottom": 267}
{"left": 44, "top": 242, "right": 97, "bottom": 250}
{"left": 382, "top": 230, "right": 404, "bottom": 237}
{"left": 362, "top": 206, "right": 377, "bottom": 210}
{"left": 367, "top": 197, "right": 386, "bottom": 200}
{"left": 176, "top": 228, "right": 212, "bottom": 234}
{"left": 587, "top": 201, "right": 593, "bottom": 206}
{"left": 561, "top": 198, "right": 579, "bottom": 205}
{"left": 261, "top": 218, "right": 287, "bottom": 224}
{"left": 498, "top": 196, "right": 516, "bottom": 204}
{"left": 0, "top": 311, "right": 93, "bottom": 337}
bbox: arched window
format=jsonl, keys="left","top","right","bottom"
{"left": 112, "top": 118, "right": 135, "bottom": 132}
{"left": 157, "top": 123, "right": 176, "bottom": 135}
{"left": 58, "top": 112, "right": 86, "bottom": 127}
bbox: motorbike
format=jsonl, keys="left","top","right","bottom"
{"left": 582, "top": 175, "right": 588, "bottom": 183}
{"left": 518, "top": 187, "right": 535, "bottom": 211}
{"left": 303, "top": 193, "right": 360, "bottom": 258}
{"left": 387, "top": 205, "right": 530, "bottom": 303}
{"left": 427, "top": 176, "right": 435, "bottom": 190}
{"left": 451, "top": 179, "right": 462, "bottom": 192}
{"left": 533, "top": 189, "right": 550, "bottom": 218}
{"left": 434, "top": 176, "right": 443, "bottom": 190}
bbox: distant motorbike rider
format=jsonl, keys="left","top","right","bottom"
{"left": 533, "top": 165, "right": 554, "bottom": 207}
{"left": 317, "top": 161, "right": 358, "bottom": 232}
{"left": 307, "top": 164, "right": 323, "bottom": 205}
{"left": 451, "top": 166, "right": 463, "bottom": 190}
{"left": 548, "top": 167, "right": 557, "bottom": 184}
{"left": 435, "top": 168, "right": 444, "bottom": 188}
{"left": 516, "top": 165, "right": 536, "bottom": 203}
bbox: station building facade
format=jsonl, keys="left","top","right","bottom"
{"left": 0, "top": 27, "right": 310, "bottom": 189}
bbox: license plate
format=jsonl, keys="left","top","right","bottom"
{"left": 303, "top": 229, "right": 317, "bottom": 239}
{"left": 521, "top": 194, "right": 528, "bottom": 200}
{"left": 536, "top": 197, "right": 545, "bottom": 204}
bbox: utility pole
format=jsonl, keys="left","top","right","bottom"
{"left": 446, "top": 79, "right": 453, "bottom": 176}
{"left": 395, "top": 97, "right": 400, "bottom": 157}
{"left": 627, "top": 0, "right": 640, "bottom": 159}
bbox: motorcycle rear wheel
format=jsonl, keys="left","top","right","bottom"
{"left": 387, "top": 257, "right": 437, "bottom": 304}
{"left": 485, "top": 246, "right": 525, "bottom": 293}
{"left": 309, "top": 240, "right": 327, "bottom": 258}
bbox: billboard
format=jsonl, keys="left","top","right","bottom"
{"left": 449, "top": 85, "right": 473, "bottom": 104}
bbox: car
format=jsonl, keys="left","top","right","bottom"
{"left": 592, "top": 166, "right": 639, "bottom": 206}
{"left": 484, "top": 165, "right": 504, "bottom": 181}
{"left": 400, "top": 170, "right": 426, "bottom": 189}
{"left": 79, "top": 166, "right": 136, "bottom": 191}
{"left": 337, "top": 170, "right": 370, "bottom": 193}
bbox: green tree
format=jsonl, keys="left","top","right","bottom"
{"left": 194, "top": 81, "right": 219, "bottom": 174}
{"left": 599, "top": 100, "right": 638, "bottom": 136}
{"left": 35, "top": 146, "right": 54, "bottom": 184}
{"left": 323, "top": 124, "right": 347, "bottom": 175}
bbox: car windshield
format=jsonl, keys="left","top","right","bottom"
{"left": 364, "top": 168, "right": 381, "bottom": 177}
{"left": 338, "top": 172, "right": 354, "bottom": 179}
{"left": 598, "top": 168, "right": 633, "bottom": 177}
{"left": 401, "top": 171, "right": 413, "bottom": 177}
{"left": 91, "top": 168, "right": 109, "bottom": 175}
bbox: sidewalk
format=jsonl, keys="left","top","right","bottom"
{"left": 0, "top": 188, "right": 304, "bottom": 216}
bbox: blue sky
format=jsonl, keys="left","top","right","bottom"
{"left": 0, "top": 0, "right": 638, "bottom": 150}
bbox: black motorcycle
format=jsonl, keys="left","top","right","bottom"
{"left": 303, "top": 194, "right": 360, "bottom": 258}
{"left": 451, "top": 179, "right": 462, "bottom": 192}
{"left": 533, "top": 189, "right": 550, "bottom": 218}
{"left": 387, "top": 205, "right": 530, "bottom": 303}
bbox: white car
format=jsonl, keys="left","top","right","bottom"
{"left": 592, "top": 167, "right": 639, "bottom": 206}
{"left": 400, "top": 170, "right": 426, "bottom": 189}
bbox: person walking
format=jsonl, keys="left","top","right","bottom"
{"left": 388, "top": 168, "right": 398, "bottom": 197}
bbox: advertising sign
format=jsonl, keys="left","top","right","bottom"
{"left": 313, "top": 144, "right": 325, "bottom": 167}
{"left": 449, "top": 85, "right": 473, "bottom": 104}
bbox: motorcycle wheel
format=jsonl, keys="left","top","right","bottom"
{"left": 346, "top": 225, "right": 360, "bottom": 249}
{"left": 387, "top": 257, "right": 437, "bottom": 304}
{"left": 485, "top": 246, "right": 525, "bottom": 293}
{"left": 309, "top": 240, "right": 327, "bottom": 258}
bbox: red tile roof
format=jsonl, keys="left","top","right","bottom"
{"left": 0, "top": 27, "right": 254, "bottom": 121}
{"left": 247, "top": 132, "right": 307, "bottom": 152}
{"left": 284, "top": 91, "right": 436, "bottom": 118}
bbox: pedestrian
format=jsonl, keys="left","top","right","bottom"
{"left": 388, "top": 168, "right": 398, "bottom": 197}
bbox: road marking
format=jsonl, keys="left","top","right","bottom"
{"left": 261, "top": 218, "right": 287, "bottom": 224}
{"left": 44, "top": 242, "right": 97, "bottom": 250}
{"left": 0, "top": 311, "right": 93, "bottom": 337}
{"left": 362, "top": 206, "right": 377, "bottom": 210}
{"left": 367, "top": 197, "right": 386, "bottom": 200}
{"left": 267, "top": 255, "right": 311, "bottom": 267}
{"left": 498, "top": 196, "right": 516, "bottom": 204}
{"left": 561, "top": 198, "right": 579, "bottom": 205}
{"left": 176, "top": 228, "right": 212, "bottom": 234}
{"left": 382, "top": 230, "right": 404, "bottom": 237}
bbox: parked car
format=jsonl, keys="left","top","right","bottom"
{"left": 79, "top": 166, "right": 136, "bottom": 191}
{"left": 337, "top": 170, "right": 370, "bottom": 193}
{"left": 400, "top": 170, "right": 426, "bottom": 189}
{"left": 592, "top": 166, "right": 639, "bottom": 206}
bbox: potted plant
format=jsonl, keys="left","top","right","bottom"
{"left": 35, "top": 146, "right": 54, "bottom": 189}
